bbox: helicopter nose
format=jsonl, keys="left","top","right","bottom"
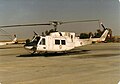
{"left": 24, "top": 45, "right": 33, "bottom": 50}
{"left": 24, "top": 40, "right": 34, "bottom": 50}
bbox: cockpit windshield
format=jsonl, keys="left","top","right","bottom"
{"left": 25, "top": 36, "right": 40, "bottom": 46}
{"left": 32, "top": 36, "right": 40, "bottom": 44}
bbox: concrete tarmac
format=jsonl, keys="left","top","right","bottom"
{"left": 0, "top": 43, "right": 120, "bottom": 84}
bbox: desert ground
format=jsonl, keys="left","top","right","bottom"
{"left": 0, "top": 43, "right": 120, "bottom": 84}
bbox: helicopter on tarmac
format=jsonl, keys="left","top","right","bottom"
{"left": 0, "top": 20, "right": 109, "bottom": 54}
{"left": 0, "top": 34, "right": 17, "bottom": 46}
{"left": 0, "top": 28, "right": 17, "bottom": 46}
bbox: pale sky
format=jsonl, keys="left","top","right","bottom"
{"left": 0, "top": 0, "right": 119, "bottom": 39}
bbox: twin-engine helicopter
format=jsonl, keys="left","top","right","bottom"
{"left": 0, "top": 28, "right": 17, "bottom": 45}
{"left": 0, "top": 34, "right": 17, "bottom": 45}
{"left": 0, "top": 20, "right": 109, "bottom": 54}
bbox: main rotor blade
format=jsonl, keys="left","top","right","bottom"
{"left": 0, "top": 19, "right": 100, "bottom": 28}
{"left": 0, "top": 23, "right": 50, "bottom": 28}
{"left": 62, "top": 19, "right": 100, "bottom": 24}
{"left": 0, "top": 34, "right": 12, "bottom": 36}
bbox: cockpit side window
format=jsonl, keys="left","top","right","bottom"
{"left": 40, "top": 38, "right": 45, "bottom": 45}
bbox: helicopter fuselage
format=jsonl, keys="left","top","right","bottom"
{"left": 24, "top": 28, "right": 109, "bottom": 54}
{"left": 24, "top": 32, "right": 88, "bottom": 53}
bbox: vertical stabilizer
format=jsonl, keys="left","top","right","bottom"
{"left": 100, "top": 29, "right": 109, "bottom": 41}
{"left": 12, "top": 34, "right": 17, "bottom": 43}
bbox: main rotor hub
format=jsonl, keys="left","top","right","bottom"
{"left": 50, "top": 21, "right": 62, "bottom": 26}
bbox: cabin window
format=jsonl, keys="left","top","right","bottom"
{"left": 71, "top": 35, "right": 73, "bottom": 42}
{"left": 40, "top": 38, "right": 45, "bottom": 45}
{"left": 55, "top": 40, "right": 60, "bottom": 45}
{"left": 61, "top": 40, "right": 66, "bottom": 45}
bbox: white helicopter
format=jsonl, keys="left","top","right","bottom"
{"left": 0, "top": 34, "right": 17, "bottom": 46}
{"left": 0, "top": 20, "right": 109, "bottom": 54}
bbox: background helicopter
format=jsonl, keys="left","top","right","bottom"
{"left": 0, "top": 28, "right": 17, "bottom": 46}
{"left": 0, "top": 19, "right": 109, "bottom": 54}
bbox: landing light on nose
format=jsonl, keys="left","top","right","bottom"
{"left": 24, "top": 45, "right": 33, "bottom": 50}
